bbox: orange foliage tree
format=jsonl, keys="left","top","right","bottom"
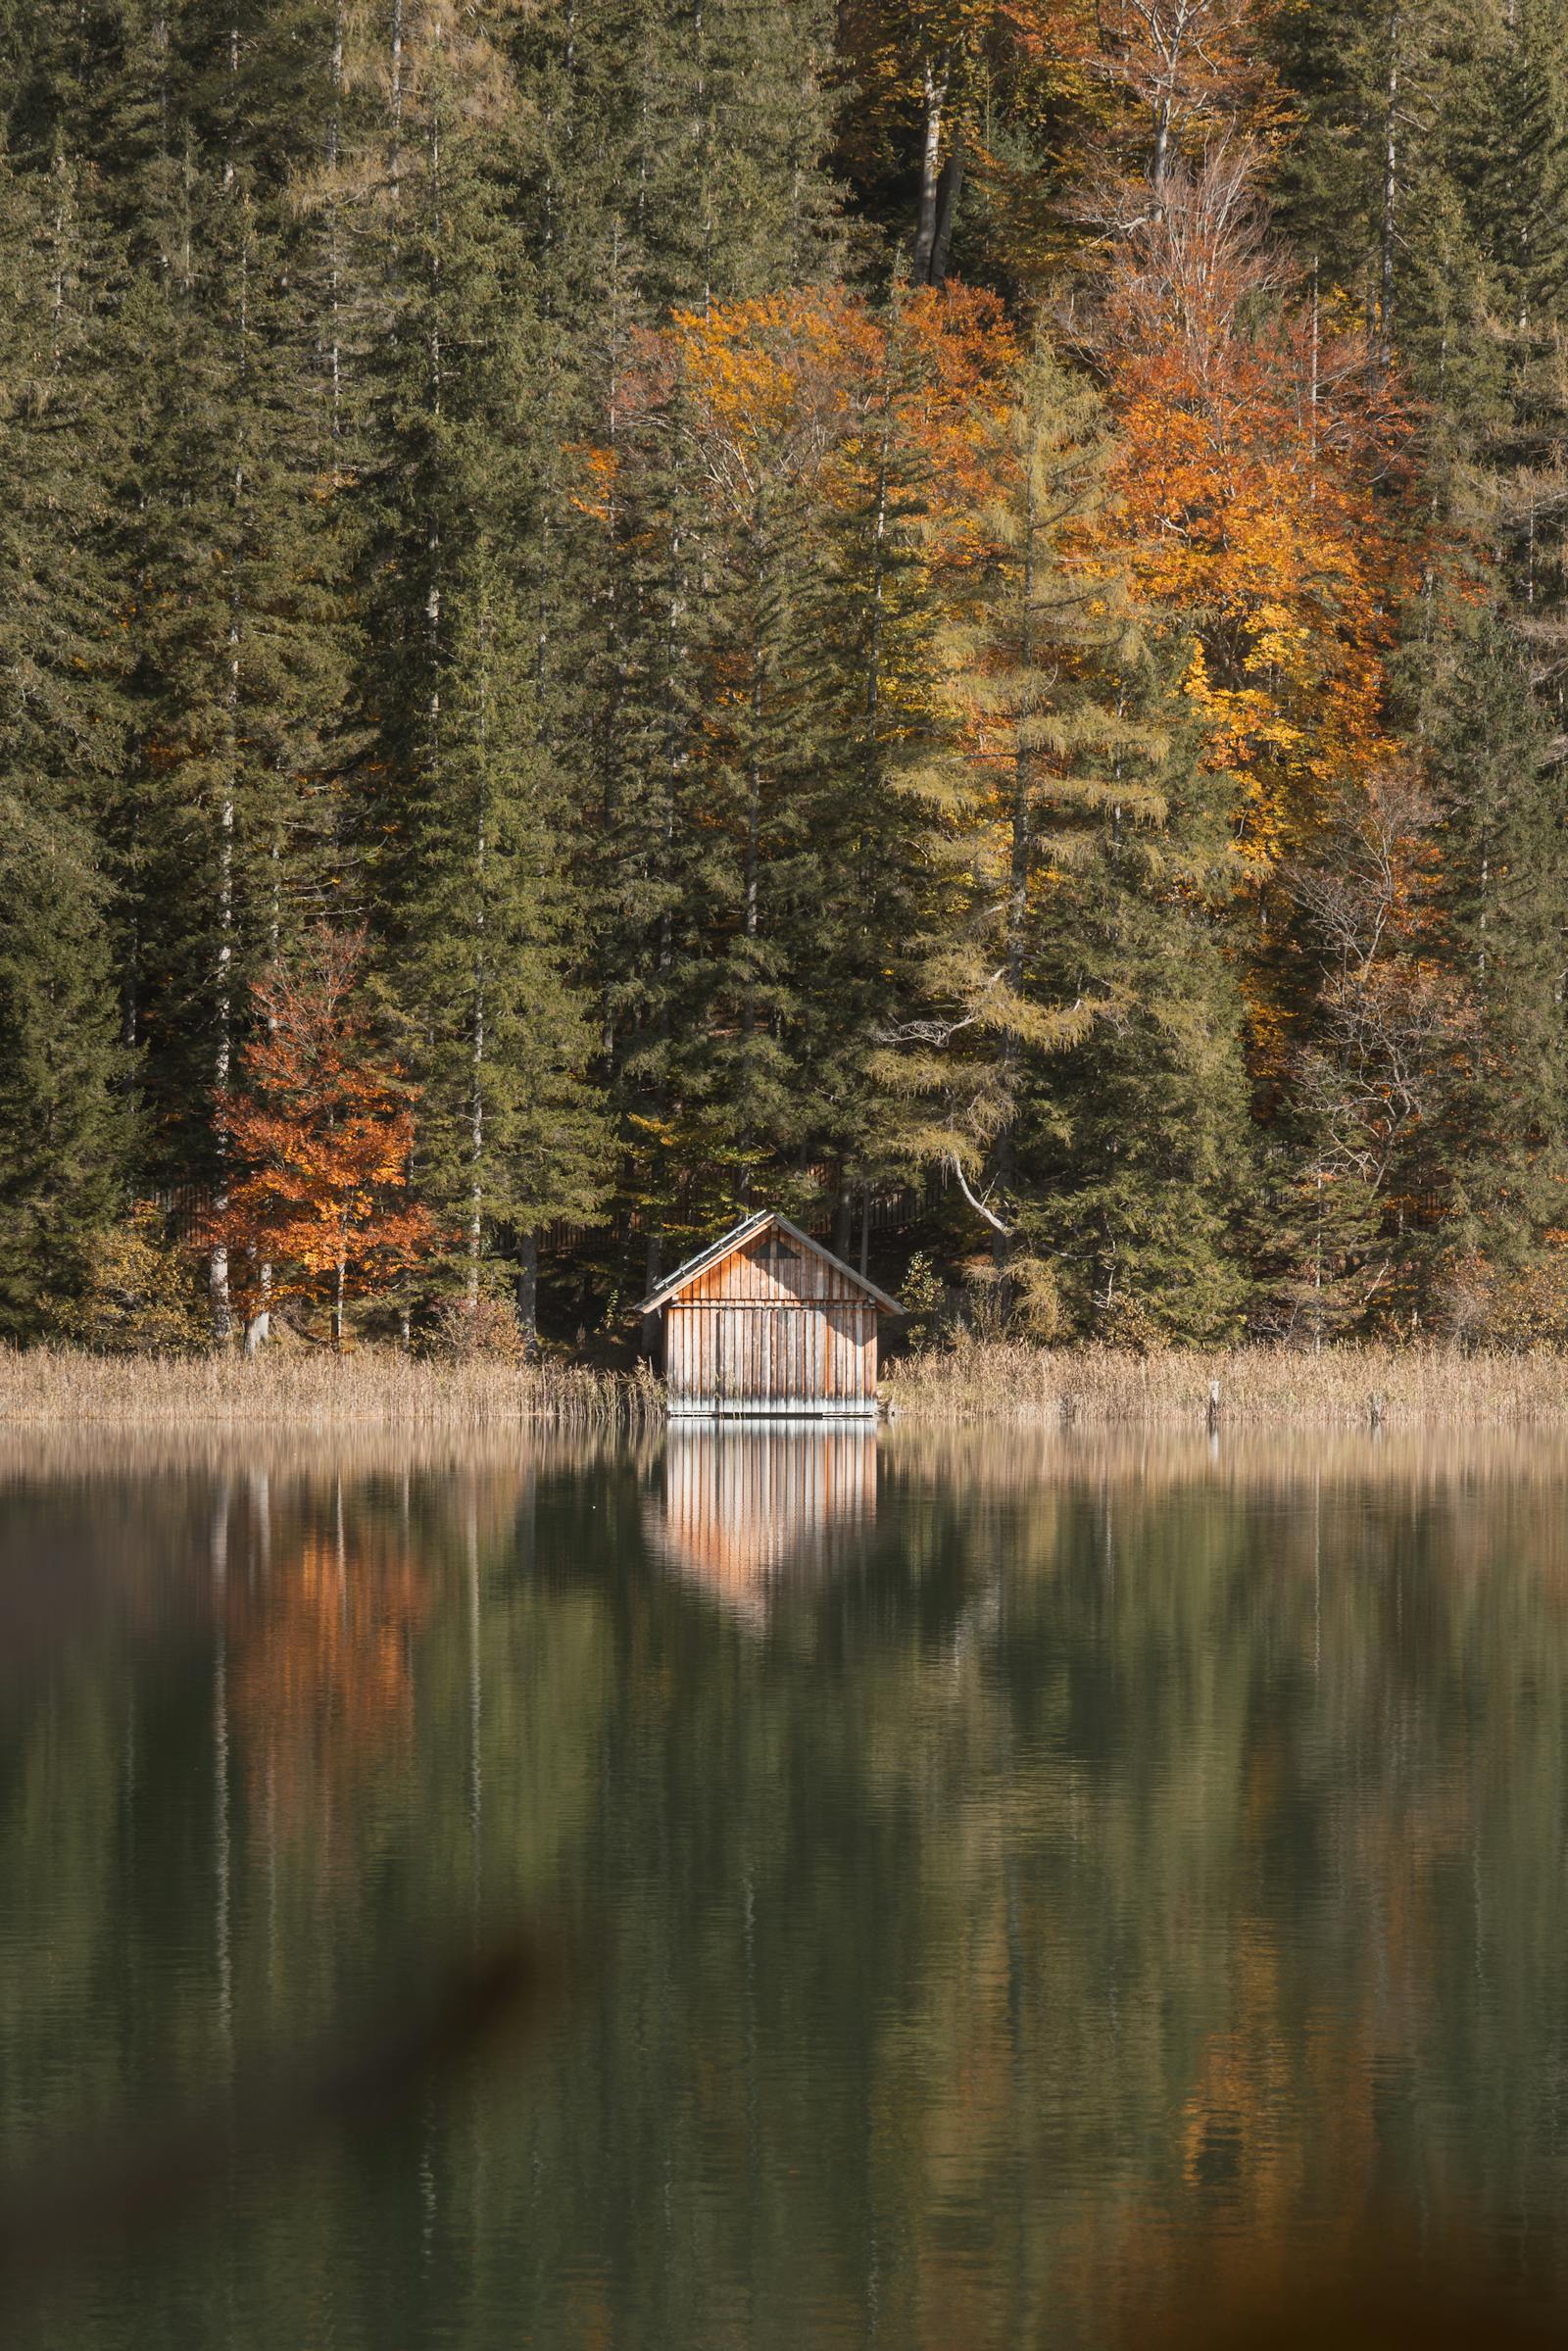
{"left": 1091, "top": 143, "right": 1417, "bottom": 885}
{"left": 1055, "top": 0, "right": 1287, "bottom": 197}
{"left": 212, "top": 928, "right": 439, "bottom": 1346}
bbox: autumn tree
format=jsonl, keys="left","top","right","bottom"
{"left": 882, "top": 332, "right": 1253, "bottom": 1337}
{"left": 1080, "top": 0, "right": 1286, "bottom": 201}
{"left": 213, "top": 929, "right": 438, "bottom": 1347}
{"left": 1252, "top": 774, "right": 1466, "bottom": 1341}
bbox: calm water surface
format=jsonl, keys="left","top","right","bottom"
{"left": 4, "top": 1423, "right": 1568, "bottom": 2346}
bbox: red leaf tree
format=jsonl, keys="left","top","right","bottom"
{"left": 213, "top": 928, "right": 439, "bottom": 1347}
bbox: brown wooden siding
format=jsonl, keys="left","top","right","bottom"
{"left": 663, "top": 1232, "right": 879, "bottom": 1416}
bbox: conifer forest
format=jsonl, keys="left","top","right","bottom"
{"left": 6, "top": 0, "right": 1568, "bottom": 1353}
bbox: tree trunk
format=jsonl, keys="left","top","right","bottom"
{"left": 388, "top": 0, "right": 404, "bottom": 206}
{"left": 928, "top": 133, "right": 964, "bottom": 285}
{"left": 516, "top": 1231, "right": 539, "bottom": 1357}
{"left": 743, "top": 585, "right": 763, "bottom": 1042}
{"left": 640, "top": 1224, "right": 662, "bottom": 1357}
{"left": 1152, "top": 95, "right": 1171, "bottom": 200}
{"left": 327, "top": 0, "right": 344, "bottom": 463}
{"left": 1378, "top": 2, "right": 1400, "bottom": 368}
{"left": 911, "top": 59, "right": 949, "bottom": 283}
{"left": 333, "top": 1255, "right": 346, "bottom": 1349}
{"left": 242, "top": 1262, "right": 270, "bottom": 1354}
{"left": 992, "top": 407, "right": 1037, "bottom": 1283}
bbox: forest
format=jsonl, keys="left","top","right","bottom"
{"left": 3, "top": 0, "right": 1567, "bottom": 1352}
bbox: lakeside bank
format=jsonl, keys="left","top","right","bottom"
{"left": 7, "top": 1341, "right": 1568, "bottom": 1429}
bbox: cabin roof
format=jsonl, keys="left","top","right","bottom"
{"left": 636, "top": 1209, "right": 903, "bottom": 1316}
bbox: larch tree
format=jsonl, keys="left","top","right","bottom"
{"left": 213, "top": 927, "right": 438, "bottom": 1347}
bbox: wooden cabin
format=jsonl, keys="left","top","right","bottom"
{"left": 638, "top": 1210, "right": 900, "bottom": 1418}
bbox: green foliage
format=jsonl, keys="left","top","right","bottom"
{"left": 6, "top": 0, "right": 1568, "bottom": 1350}
{"left": 0, "top": 798, "right": 126, "bottom": 1338}
{"left": 60, "top": 1202, "right": 211, "bottom": 1353}
{"left": 0, "top": 145, "right": 127, "bottom": 1339}
{"left": 898, "top": 1249, "right": 949, "bottom": 1348}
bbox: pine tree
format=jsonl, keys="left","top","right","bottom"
{"left": 0, "top": 805, "right": 126, "bottom": 1339}
{"left": 0, "top": 144, "right": 127, "bottom": 1334}
{"left": 1025, "top": 710, "right": 1255, "bottom": 1345}
{"left": 97, "top": 4, "right": 363, "bottom": 1339}
{"left": 1425, "top": 611, "right": 1568, "bottom": 1263}
{"left": 355, "top": 2, "right": 609, "bottom": 1323}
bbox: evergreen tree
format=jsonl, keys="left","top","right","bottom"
{"left": 0, "top": 145, "right": 127, "bottom": 1332}
{"left": 0, "top": 801, "right": 125, "bottom": 1338}
{"left": 1024, "top": 713, "right": 1255, "bottom": 1346}
{"left": 355, "top": 3, "right": 609, "bottom": 1322}
{"left": 96, "top": 4, "right": 364, "bottom": 1334}
{"left": 1425, "top": 611, "right": 1568, "bottom": 1265}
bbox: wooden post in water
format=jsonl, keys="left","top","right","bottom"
{"left": 1206, "top": 1379, "right": 1221, "bottom": 1432}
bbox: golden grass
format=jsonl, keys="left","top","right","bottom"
{"left": 10, "top": 1338, "right": 1568, "bottom": 1432}
{"left": 0, "top": 1345, "right": 659, "bottom": 1430}
{"left": 883, "top": 1339, "right": 1568, "bottom": 1427}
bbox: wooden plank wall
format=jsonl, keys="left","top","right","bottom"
{"left": 663, "top": 1234, "right": 879, "bottom": 1414}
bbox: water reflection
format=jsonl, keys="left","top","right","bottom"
{"left": 229, "top": 1501, "right": 429, "bottom": 1843}
{"left": 5, "top": 1425, "right": 1568, "bottom": 2346}
{"left": 646, "top": 1426, "right": 877, "bottom": 1621}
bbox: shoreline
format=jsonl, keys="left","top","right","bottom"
{"left": 5, "top": 1340, "right": 1568, "bottom": 1430}
{"left": 886, "top": 1340, "right": 1568, "bottom": 1426}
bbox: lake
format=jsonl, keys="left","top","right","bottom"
{"left": 4, "top": 1422, "right": 1568, "bottom": 2347}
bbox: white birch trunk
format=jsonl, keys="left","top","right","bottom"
{"left": 911, "top": 59, "right": 948, "bottom": 282}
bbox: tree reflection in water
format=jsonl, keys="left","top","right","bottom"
{"left": 3, "top": 1425, "right": 1568, "bottom": 2346}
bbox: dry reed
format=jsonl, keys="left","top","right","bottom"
{"left": 11, "top": 1339, "right": 1568, "bottom": 1432}
{"left": 0, "top": 1345, "right": 659, "bottom": 1430}
{"left": 884, "top": 1340, "right": 1568, "bottom": 1427}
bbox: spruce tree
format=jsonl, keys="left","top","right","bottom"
{"left": 355, "top": 4, "right": 609, "bottom": 1320}
{"left": 1425, "top": 611, "right": 1568, "bottom": 1266}
{"left": 0, "top": 143, "right": 127, "bottom": 1333}
{"left": 93, "top": 3, "right": 363, "bottom": 1334}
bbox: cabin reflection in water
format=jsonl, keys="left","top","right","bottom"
{"left": 645, "top": 1426, "right": 878, "bottom": 1622}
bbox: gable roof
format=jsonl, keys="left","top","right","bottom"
{"left": 636, "top": 1209, "right": 903, "bottom": 1316}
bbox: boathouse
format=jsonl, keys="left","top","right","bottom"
{"left": 638, "top": 1210, "right": 901, "bottom": 1418}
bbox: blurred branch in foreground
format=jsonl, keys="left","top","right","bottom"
{"left": 0, "top": 1932, "right": 563, "bottom": 2310}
